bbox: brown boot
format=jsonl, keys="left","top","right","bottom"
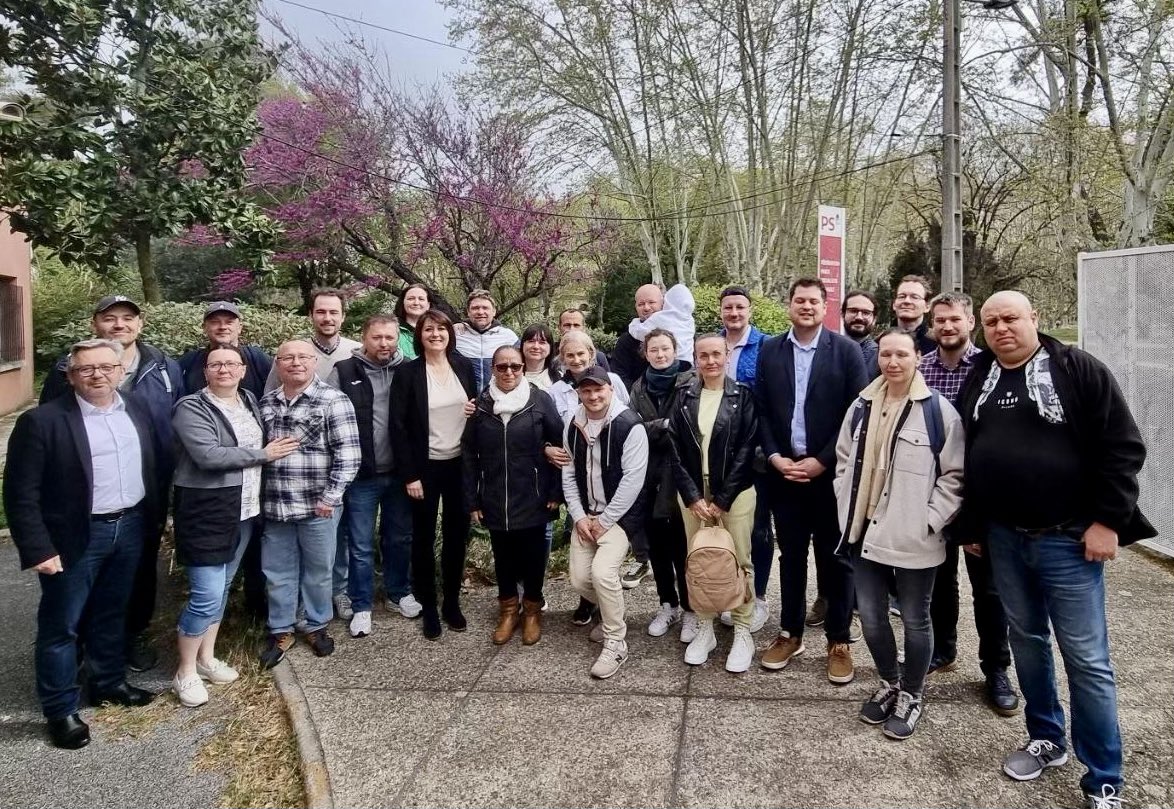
{"left": 521, "top": 598, "right": 543, "bottom": 645}
{"left": 492, "top": 597, "right": 520, "bottom": 645}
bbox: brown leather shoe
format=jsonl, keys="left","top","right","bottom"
{"left": 521, "top": 598, "right": 543, "bottom": 645}
{"left": 492, "top": 597, "right": 520, "bottom": 645}
{"left": 760, "top": 634, "right": 805, "bottom": 670}
{"left": 827, "top": 642, "right": 855, "bottom": 684}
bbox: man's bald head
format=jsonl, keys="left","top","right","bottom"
{"left": 635, "top": 284, "right": 664, "bottom": 321}
{"left": 980, "top": 290, "right": 1040, "bottom": 367}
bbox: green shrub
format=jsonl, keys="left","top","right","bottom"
{"left": 31, "top": 251, "right": 140, "bottom": 367}
{"left": 692, "top": 284, "right": 790, "bottom": 335}
{"left": 41, "top": 302, "right": 318, "bottom": 362}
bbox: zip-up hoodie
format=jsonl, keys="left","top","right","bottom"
{"left": 562, "top": 394, "right": 648, "bottom": 536}
{"left": 455, "top": 320, "right": 520, "bottom": 392}
{"left": 327, "top": 348, "right": 405, "bottom": 477}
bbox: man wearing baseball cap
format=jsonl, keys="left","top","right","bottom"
{"left": 40, "top": 293, "right": 185, "bottom": 673}
{"left": 562, "top": 366, "right": 648, "bottom": 679}
{"left": 178, "top": 302, "right": 273, "bottom": 400}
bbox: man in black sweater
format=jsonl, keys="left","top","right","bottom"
{"left": 956, "top": 291, "right": 1152, "bottom": 808}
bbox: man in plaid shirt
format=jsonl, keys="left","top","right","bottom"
{"left": 258, "top": 340, "right": 361, "bottom": 668}
{"left": 918, "top": 292, "right": 1019, "bottom": 717}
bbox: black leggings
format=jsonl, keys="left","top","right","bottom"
{"left": 410, "top": 458, "right": 470, "bottom": 609}
{"left": 490, "top": 526, "right": 547, "bottom": 603}
{"left": 647, "top": 511, "right": 690, "bottom": 611}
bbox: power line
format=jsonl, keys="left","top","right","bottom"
{"left": 267, "top": 0, "right": 476, "bottom": 54}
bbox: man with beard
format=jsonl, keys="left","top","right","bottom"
{"left": 841, "top": 290, "right": 880, "bottom": 376}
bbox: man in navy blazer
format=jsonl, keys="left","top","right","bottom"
{"left": 4, "top": 339, "right": 160, "bottom": 750}
{"left": 754, "top": 278, "right": 868, "bottom": 684}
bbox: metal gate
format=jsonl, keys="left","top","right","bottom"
{"left": 1078, "top": 245, "right": 1173, "bottom": 556}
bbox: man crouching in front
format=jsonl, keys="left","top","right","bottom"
{"left": 562, "top": 366, "right": 648, "bottom": 679}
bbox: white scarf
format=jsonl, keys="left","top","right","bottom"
{"left": 488, "top": 378, "right": 532, "bottom": 424}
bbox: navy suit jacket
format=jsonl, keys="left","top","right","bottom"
{"left": 754, "top": 328, "right": 868, "bottom": 474}
{"left": 3, "top": 393, "right": 160, "bottom": 569}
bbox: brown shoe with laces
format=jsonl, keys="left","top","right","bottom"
{"left": 827, "top": 641, "right": 855, "bottom": 684}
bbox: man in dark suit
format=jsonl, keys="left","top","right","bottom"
{"left": 755, "top": 278, "right": 868, "bottom": 684}
{"left": 4, "top": 339, "right": 159, "bottom": 750}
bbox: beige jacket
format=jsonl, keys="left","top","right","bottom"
{"left": 833, "top": 374, "right": 965, "bottom": 570}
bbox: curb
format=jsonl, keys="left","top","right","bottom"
{"left": 272, "top": 660, "right": 334, "bottom": 809}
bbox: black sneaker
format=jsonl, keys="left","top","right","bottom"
{"left": 1003, "top": 739, "right": 1069, "bottom": 780}
{"left": 422, "top": 605, "right": 442, "bottom": 640}
{"left": 882, "top": 691, "right": 923, "bottom": 740}
{"left": 305, "top": 629, "right": 335, "bottom": 657}
{"left": 571, "top": 598, "right": 595, "bottom": 626}
{"left": 620, "top": 560, "right": 650, "bottom": 589}
{"left": 260, "top": 633, "right": 295, "bottom": 669}
{"left": 859, "top": 680, "right": 901, "bottom": 725}
{"left": 126, "top": 633, "right": 159, "bottom": 673}
{"left": 986, "top": 669, "right": 1021, "bottom": 716}
{"left": 927, "top": 655, "right": 957, "bottom": 674}
{"left": 804, "top": 595, "right": 827, "bottom": 627}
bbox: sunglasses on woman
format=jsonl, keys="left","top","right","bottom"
{"left": 494, "top": 362, "right": 524, "bottom": 373}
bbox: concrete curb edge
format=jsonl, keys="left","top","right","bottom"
{"left": 272, "top": 660, "right": 334, "bottom": 809}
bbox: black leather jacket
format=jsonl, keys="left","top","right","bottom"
{"left": 669, "top": 375, "right": 758, "bottom": 512}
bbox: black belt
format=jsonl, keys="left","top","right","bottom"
{"left": 1012, "top": 519, "right": 1079, "bottom": 539}
{"left": 90, "top": 504, "right": 142, "bottom": 523}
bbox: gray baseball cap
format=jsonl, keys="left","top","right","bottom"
{"left": 203, "top": 301, "right": 242, "bottom": 320}
{"left": 93, "top": 294, "right": 141, "bottom": 316}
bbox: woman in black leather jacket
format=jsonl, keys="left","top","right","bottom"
{"left": 668, "top": 334, "right": 759, "bottom": 673}
{"left": 628, "top": 328, "right": 693, "bottom": 643}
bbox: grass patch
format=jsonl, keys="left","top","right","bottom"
{"left": 1049, "top": 324, "right": 1078, "bottom": 344}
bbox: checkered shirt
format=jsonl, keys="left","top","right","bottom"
{"left": 918, "top": 343, "right": 982, "bottom": 406}
{"left": 259, "top": 377, "right": 361, "bottom": 521}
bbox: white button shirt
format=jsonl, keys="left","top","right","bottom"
{"left": 77, "top": 393, "right": 146, "bottom": 513}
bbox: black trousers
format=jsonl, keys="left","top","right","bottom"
{"left": 931, "top": 542, "right": 1012, "bottom": 674}
{"left": 409, "top": 458, "right": 470, "bottom": 609}
{"left": 490, "top": 526, "right": 547, "bottom": 602}
{"left": 646, "top": 511, "right": 689, "bottom": 610}
{"left": 770, "top": 474, "right": 853, "bottom": 643}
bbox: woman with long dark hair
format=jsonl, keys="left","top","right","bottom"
{"left": 520, "top": 323, "right": 557, "bottom": 390}
{"left": 393, "top": 283, "right": 432, "bottom": 361}
{"left": 390, "top": 310, "right": 477, "bottom": 638}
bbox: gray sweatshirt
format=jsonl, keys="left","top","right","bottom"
{"left": 327, "top": 348, "right": 404, "bottom": 474}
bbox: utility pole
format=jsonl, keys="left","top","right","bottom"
{"left": 941, "top": 0, "right": 964, "bottom": 294}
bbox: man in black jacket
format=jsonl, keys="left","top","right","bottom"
{"left": 956, "top": 291, "right": 1152, "bottom": 808}
{"left": 327, "top": 315, "right": 421, "bottom": 639}
{"left": 609, "top": 284, "right": 663, "bottom": 389}
{"left": 755, "top": 278, "right": 868, "bottom": 685}
{"left": 5, "top": 339, "right": 159, "bottom": 750}
{"left": 178, "top": 301, "right": 272, "bottom": 400}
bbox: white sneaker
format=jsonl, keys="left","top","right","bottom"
{"left": 726, "top": 627, "right": 755, "bottom": 673}
{"left": 590, "top": 639, "right": 628, "bottom": 679}
{"left": 749, "top": 598, "right": 769, "bottom": 633}
{"left": 684, "top": 619, "right": 717, "bottom": 665}
{"left": 350, "top": 610, "right": 372, "bottom": 638}
{"left": 680, "top": 611, "right": 700, "bottom": 643}
{"left": 719, "top": 610, "right": 734, "bottom": 627}
{"left": 589, "top": 620, "right": 605, "bottom": 643}
{"left": 647, "top": 603, "right": 682, "bottom": 637}
{"left": 333, "top": 593, "right": 354, "bottom": 621}
{"left": 195, "top": 656, "right": 239, "bottom": 684}
{"left": 173, "top": 673, "right": 209, "bottom": 707}
{"left": 388, "top": 594, "right": 423, "bottom": 619}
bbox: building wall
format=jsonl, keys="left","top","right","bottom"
{"left": 0, "top": 216, "right": 33, "bottom": 415}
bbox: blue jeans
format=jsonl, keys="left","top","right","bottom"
{"left": 177, "top": 518, "right": 257, "bottom": 637}
{"left": 332, "top": 505, "right": 349, "bottom": 598}
{"left": 986, "top": 522, "right": 1123, "bottom": 793}
{"left": 852, "top": 549, "right": 937, "bottom": 697}
{"left": 262, "top": 513, "right": 340, "bottom": 634}
{"left": 36, "top": 510, "right": 144, "bottom": 720}
{"left": 346, "top": 475, "right": 413, "bottom": 611}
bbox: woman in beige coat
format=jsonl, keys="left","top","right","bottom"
{"left": 834, "top": 329, "right": 964, "bottom": 741}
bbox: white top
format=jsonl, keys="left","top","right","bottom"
{"left": 77, "top": 393, "right": 146, "bottom": 513}
{"left": 427, "top": 365, "right": 468, "bottom": 460}
{"left": 205, "top": 390, "right": 264, "bottom": 520}
{"left": 525, "top": 370, "right": 553, "bottom": 390}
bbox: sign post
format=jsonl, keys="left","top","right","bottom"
{"left": 817, "top": 205, "right": 846, "bottom": 332}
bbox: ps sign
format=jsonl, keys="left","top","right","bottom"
{"left": 817, "top": 205, "right": 846, "bottom": 332}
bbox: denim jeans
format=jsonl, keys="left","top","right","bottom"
{"left": 262, "top": 513, "right": 341, "bottom": 634}
{"left": 331, "top": 505, "right": 349, "bottom": 598}
{"left": 346, "top": 475, "right": 413, "bottom": 612}
{"left": 177, "top": 518, "right": 257, "bottom": 637}
{"left": 852, "top": 549, "right": 937, "bottom": 697}
{"left": 36, "top": 510, "right": 144, "bottom": 720}
{"left": 986, "top": 522, "right": 1123, "bottom": 793}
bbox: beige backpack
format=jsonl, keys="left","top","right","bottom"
{"left": 685, "top": 520, "right": 752, "bottom": 615}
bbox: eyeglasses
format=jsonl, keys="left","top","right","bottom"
{"left": 275, "top": 354, "right": 316, "bottom": 365}
{"left": 207, "top": 361, "right": 244, "bottom": 371}
{"left": 845, "top": 307, "right": 875, "bottom": 317}
{"left": 895, "top": 293, "right": 925, "bottom": 301}
{"left": 71, "top": 364, "right": 121, "bottom": 378}
{"left": 494, "top": 362, "right": 524, "bottom": 373}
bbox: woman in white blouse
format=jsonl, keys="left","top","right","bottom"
{"left": 170, "top": 346, "right": 299, "bottom": 707}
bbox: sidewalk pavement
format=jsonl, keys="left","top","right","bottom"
{"left": 283, "top": 547, "right": 1174, "bottom": 809}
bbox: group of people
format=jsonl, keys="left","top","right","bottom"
{"left": 4, "top": 275, "right": 1150, "bottom": 809}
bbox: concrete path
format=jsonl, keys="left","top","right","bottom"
{"left": 284, "top": 547, "right": 1174, "bottom": 809}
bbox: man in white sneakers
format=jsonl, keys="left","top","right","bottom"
{"left": 562, "top": 367, "right": 648, "bottom": 679}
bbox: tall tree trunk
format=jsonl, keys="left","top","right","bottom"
{"left": 135, "top": 230, "right": 161, "bottom": 303}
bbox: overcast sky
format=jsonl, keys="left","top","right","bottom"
{"left": 261, "top": 0, "right": 470, "bottom": 89}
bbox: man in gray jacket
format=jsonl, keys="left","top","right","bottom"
{"left": 327, "top": 316, "right": 421, "bottom": 639}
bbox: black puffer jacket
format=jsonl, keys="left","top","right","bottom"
{"left": 669, "top": 375, "right": 759, "bottom": 512}
{"left": 628, "top": 364, "right": 693, "bottom": 519}
{"left": 461, "top": 385, "right": 564, "bottom": 531}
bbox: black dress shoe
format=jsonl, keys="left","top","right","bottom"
{"left": 421, "top": 605, "right": 442, "bottom": 640}
{"left": 986, "top": 669, "right": 1021, "bottom": 716}
{"left": 91, "top": 682, "right": 155, "bottom": 708}
{"left": 441, "top": 603, "right": 467, "bottom": 632}
{"left": 126, "top": 634, "right": 159, "bottom": 673}
{"left": 47, "top": 713, "right": 90, "bottom": 750}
